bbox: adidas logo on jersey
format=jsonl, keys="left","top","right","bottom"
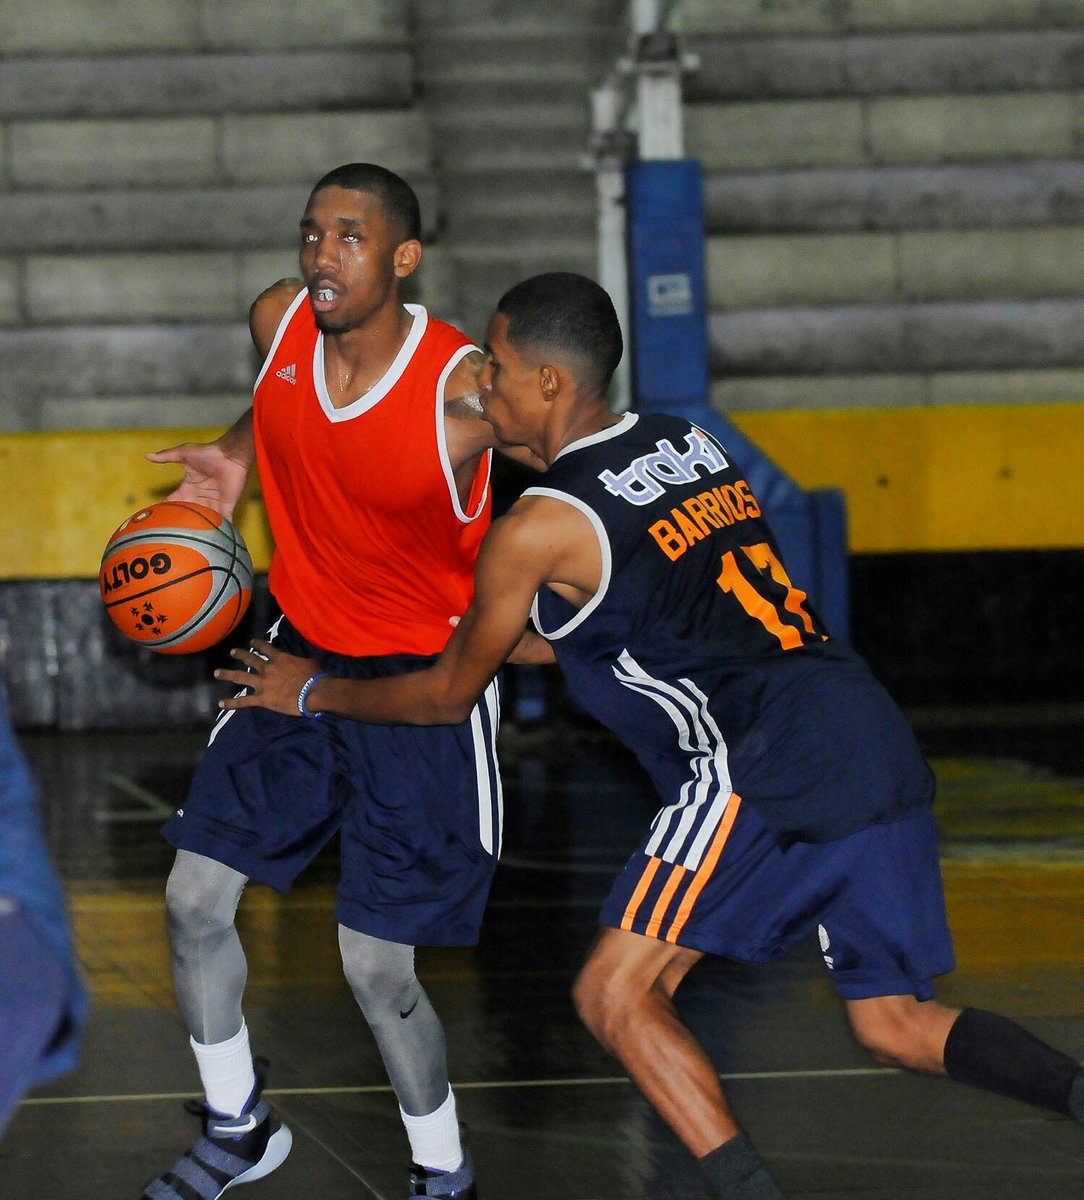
{"left": 275, "top": 363, "right": 297, "bottom": 385}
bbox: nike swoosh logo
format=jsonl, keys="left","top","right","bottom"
{"left": 399, "top": 995, "right": 420, "bottom": 1019}
{"left": 211, "top": 1112, "right": 258, "bottom": 1135}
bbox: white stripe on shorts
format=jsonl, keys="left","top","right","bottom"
{"left": 471, "top": 678, "right": 503, "bottom": 856}
{"left": 613, "top": 651, "right": 733, "bottom": 870}
{"left": 208, "top": 616, "right": 284, "bottom": 746}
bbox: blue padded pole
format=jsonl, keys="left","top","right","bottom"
{"left": 625, "top": 159, "right": 711, "bottom": 410}
{"left": 624, "top": 158, "right": 850, "bottom": 639}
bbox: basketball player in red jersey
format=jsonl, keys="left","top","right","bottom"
{"left": 140, "top": 164, "right": 523, "bottom": 1200}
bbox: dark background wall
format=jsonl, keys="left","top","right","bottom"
{"left": 850, "top": 549, "right": 1083, "bottom": 706}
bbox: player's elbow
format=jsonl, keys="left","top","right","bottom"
{"left": 419, "top": 689, "right": 474, "bottom": 726}
{"left": 419, "top": 702, "right": 472, "bottom": 726}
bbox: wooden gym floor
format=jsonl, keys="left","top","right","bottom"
{"left": 3, "top": 702, "right": 1084, "bottom": 1198}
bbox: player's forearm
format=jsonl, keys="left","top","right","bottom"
{"left": 214, "top": 408, "right": 256, "bottom": 469}
{"left": 304, "top": 670, "right": 475, "bottom": 727}
{"left": 217, "top": 640, "right": 494, "bottom": 724}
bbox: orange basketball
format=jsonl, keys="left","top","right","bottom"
{"left": 99, "top": 501, "right": 254, "bottom": 654}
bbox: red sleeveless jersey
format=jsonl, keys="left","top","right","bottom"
{"left": 253, "top": 291, "right": 491, "bottom": 656}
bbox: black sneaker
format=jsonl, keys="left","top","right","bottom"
{"left": 141, "top": 1061, "right": 292, "bottom": 1199}
{"left": 409, "top": 1151, "right": 477, "bottom": 1199}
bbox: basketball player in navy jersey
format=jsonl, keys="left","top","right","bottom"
{"left": 216, "top": 273, "right": 1084, "bottom": 1199}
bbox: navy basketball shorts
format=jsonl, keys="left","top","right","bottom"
{"left": 600, "top": 795, "right": 955, "bottom": 1001}
{"left": 162, "top": 618, "right": 503, "bottom": 947}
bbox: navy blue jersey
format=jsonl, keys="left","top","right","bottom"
{"left": 528, "top": 412, "right": 933, "bottom": 846}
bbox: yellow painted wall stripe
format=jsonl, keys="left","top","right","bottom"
{"left": 730, "top": 402, "right": 1084, "bottom": 553}
{"left": 0, "top": 429, "right": 274, "bottom": 579}
{"left": 0, "top": 402, "right": 1082, "bottom": 577}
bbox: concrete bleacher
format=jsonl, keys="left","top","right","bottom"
{"left": 680, "top": 0, "right": 1084, "bottom": 413}
{"left": 0, "top": 0, "right": 446, "bottom": 432}
{"left": 0, "top": 0, "right": 632, "bottom": 430}
{"left": 410, "top": 0, "right": 625, "bottom": 340}
{"left": 5, "top": 0, "right": 1082, "bottom": 428}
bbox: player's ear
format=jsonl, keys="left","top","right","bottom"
{"left": 393, "top": 239, "right": 422, "bottom": 278}
{"left": 539, "top": 363, "right": 560, "bottom": 401}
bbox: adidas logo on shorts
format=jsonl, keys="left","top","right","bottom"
{"left": 275, "top": 363, "right": 297, "bottom": 385}
{"left": 818, "top": 923, "right": 835, "bottom": 970}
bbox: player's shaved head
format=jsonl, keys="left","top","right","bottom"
{"left": 496, "top": 273, "right": 623, "bottom": 397}
{"left": 309, "top": 162, "right": 422, "bottom": 242}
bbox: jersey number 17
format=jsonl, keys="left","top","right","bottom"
{"left": 716, "top": 543, "right": 823, "bottom": 651}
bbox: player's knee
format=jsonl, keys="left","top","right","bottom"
{"left": 341, "top": 958, "right": 412, "bottom": 1018}
{"left": 338, "top": 927, "right": 417, "bottom": 1022}
{"left": 572, "top": 962, "right": 633, "bottom": 1049}
{"left": 570, "top": 968, "right": 598, "bottom": 1032}
{"left": 572, "top": 976, "right": 614, "bottom": 1047}
{"left": 165, "top": 854, "right": 242, "bottom": 943}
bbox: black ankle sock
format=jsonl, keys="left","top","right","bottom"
{"left": 698, "top": 1134, "right": 784, "bottom": 1199}
{"left": 943, "top": 1008, "right": 1082, "bottom": 1115}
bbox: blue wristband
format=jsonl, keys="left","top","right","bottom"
{"left": 297, "top": 672, "right": 328, "bottom": 719}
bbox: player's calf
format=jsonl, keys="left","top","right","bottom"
{"left": 845, "top": 994, "right": 959, "bottom": 1074}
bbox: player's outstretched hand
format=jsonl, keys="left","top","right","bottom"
{"left": 146, "top": 440, "right": 250, "bottom": 519}
{"left": 215, "top": 640, "right": 321, "bottom": 717}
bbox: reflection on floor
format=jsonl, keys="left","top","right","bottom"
{"left": 3, "top": 706, "right": 1084, "bottom": 1199}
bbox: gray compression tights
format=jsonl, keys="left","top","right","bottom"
{"left": 338, "top": 924, "right": 451, "bottom": 1117}
{"left": 166, "top": 850, "right": 450, "bottom": 1116}
{"left": 165, "top": 850, "right": 249, "bottom": 1046}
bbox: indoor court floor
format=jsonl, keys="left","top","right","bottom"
{"left": 3, "top": 701, "right": 1084, "bottom": 1199}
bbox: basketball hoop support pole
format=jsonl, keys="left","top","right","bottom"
{"left": 588, "top": 3, "right": 851, "bottom": 639}
{"left": 588, "top": 1, "right": 695, "bottom": 413}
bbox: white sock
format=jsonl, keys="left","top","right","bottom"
{"left": 400, "top": 1087, "right": 463, "bottom": 1172}
{"left": 190, "top": 1022, "right": 256, "bottom": 1118}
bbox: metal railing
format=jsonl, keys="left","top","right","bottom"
{"left": 587, "top": 0, "right": 698, "bottom": 410}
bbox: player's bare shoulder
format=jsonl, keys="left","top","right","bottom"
{"left": 249, "top": 278, "right": 305, "bottom": 357}
{"left": 507, "top": 491, "right": 593, "bottom": 539}
{"left": 441, "top": 348, "right": 499, "bottom": 475}
{"left": 442, "top": 349, "right": 486, "bottom": 421}
{"left": 494, "top": 492, "right": 603, "bottom": 602}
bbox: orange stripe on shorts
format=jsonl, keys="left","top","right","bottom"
{"left": 619, "top": 854, "right": 663, "bottom": 931}
{"left": 664, "top": 793, "right": 743, "bottom": 944}
{"left": 644, "top": 862, "right": 687, "bottom": 939}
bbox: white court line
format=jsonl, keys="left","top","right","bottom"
{"left": 96, "top": 772, "right": 174, "bottom": 823}
{"left": 279, "top": 1105, "right": 385, "bottom": 1196}
{"left": 21, "top": 1067, "right": 901, "bottom": 1107}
